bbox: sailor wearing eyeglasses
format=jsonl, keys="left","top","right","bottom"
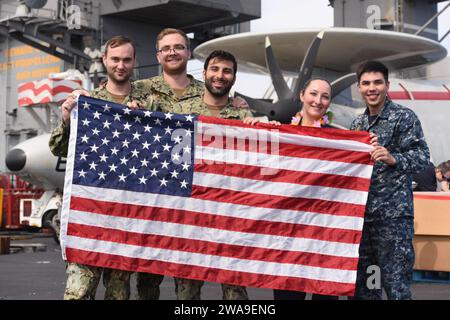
{"left": 132, "top": 28, "right": 204, "bottom": 114}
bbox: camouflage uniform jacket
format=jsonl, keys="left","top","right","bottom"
{"left": 350, "top": 98, "right": 431, "bottom": 222}
{"left": 135, "top": 74, "right": 204, "bottom": 113}
{"left": 171, "top": 95, "right": 253, "bottom": 120}
{"left": 48, "top": 81, "right": 151, "bottom": 157}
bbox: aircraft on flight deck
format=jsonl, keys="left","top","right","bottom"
{"left": 193, "top": 27, "right": 450, "bottom": 165}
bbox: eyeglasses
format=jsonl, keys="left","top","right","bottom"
{"left": 157, "top": 44, "right": 187, "bottom": 54}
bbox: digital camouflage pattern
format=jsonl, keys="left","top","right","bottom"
{"left": 354, "top": 218, "right": 415, "bottom": 300}
{"left": 49, "top": 81, "right": 153, "bottom": 158}
{"left": 135, "top": 74, "right": 204, "bottom": 113}
{"left": 135, "top": 272, "right": 164, "bottom": 300}
{"left": 174, "top": 278, "right": 249, "bottom": 300}
{"left": 350, "top": 98, "right": 430, "bottom": 223}
{"left": 171, "top": 96, "right": 253, "bottom": 120}
{"left": 350, "top": 98, "right": 430, "bottom": 300}
{"left": 64, "top": 263, "right": 131, "bottom": 300}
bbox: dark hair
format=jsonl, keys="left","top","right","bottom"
{"left": 437, "top": 160, "right": 450, "bottom": 174}
{"left": 104, "top": 35, "right": 135, "bottom": 57}
{"left": 204, "top": 50, "right": 237, "bottom": 75}
{"left": 357, "top": 60, "right": 389, "bottom": 83}
{"left": 301, "top": 77, "right": 332, "bottom": 95}
{"left": 156, "top": 28, "right": 190, "bottom": 50}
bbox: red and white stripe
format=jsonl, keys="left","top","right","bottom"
{"left": 62, "top": 116, "right": 374, "bottom": 296}
{"left": 388, "top": 82, "right": 450, "bottom": 101}
{"left": 18, "top": 78, "right": 81, "bottom": 107}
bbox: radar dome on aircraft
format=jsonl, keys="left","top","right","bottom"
{"left": 23, "top": 0, "right": 48, "bottom": 9}
{"left": 194, "top": 28, "right": 447, "bottom": 124}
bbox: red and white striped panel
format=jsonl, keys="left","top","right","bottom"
{"left": 17, "top": 78, "right": 82, "bottom": 107}
{"left": 388, "top": 80, "right": 450, "bottom": 101}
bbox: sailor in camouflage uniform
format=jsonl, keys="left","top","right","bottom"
{"left": 49, "top": 36, "right": 155, "bottom": 300}
{"left": 130, "top": 28, "right": 206, "bottom": 300}
{"left": 170, "top": 50, "right": 252, "bottom": 300}
{"left": 350, "top": 61, "right": 431, "bottom": 300}
{"left": 129, "top": 27, "right": 204, "bottom": 116}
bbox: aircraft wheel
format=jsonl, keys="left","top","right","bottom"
{"left": 44, "top": 210, "right": 60, "bottom": 244}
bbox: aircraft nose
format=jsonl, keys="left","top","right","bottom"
{"left": 5, "top": 148, "right": 26, "bottom": 172}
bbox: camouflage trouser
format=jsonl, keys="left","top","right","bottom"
{"left": 64, "top": 262, "right": 131, "bottom": 300}
{"left": 135, "top": 272, "right": 165, "bottom": 300}
{"left": 354, "top": 218, "right": 415, "bottom": 300}
{"left": 174, "top": 277, "right": 248, "bottom": 300}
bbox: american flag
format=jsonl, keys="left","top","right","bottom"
{"left": 61, "top": 95, "right": 374, "bottom": 296}
{"left": 18, "top": 78, "right": 81, "bottom": 107}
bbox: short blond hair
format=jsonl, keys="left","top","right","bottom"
{"left": 156, "top": 28, "right": 190, "bottom": 50}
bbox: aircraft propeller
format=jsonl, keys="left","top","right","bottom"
{"left": 235, "top": 30, "right": 357, "bottom": 124}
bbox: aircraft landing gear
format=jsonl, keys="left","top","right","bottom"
{"left": 43, "top": 210, "right": 60, "bottom": 244}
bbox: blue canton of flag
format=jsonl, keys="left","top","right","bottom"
{"left": 73, "top": 95, "right": 196, "bottom": 197}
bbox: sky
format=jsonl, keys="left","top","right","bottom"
{"left": 188, "top": 0, "right": 450, "bottom": 98}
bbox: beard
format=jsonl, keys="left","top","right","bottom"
{"left": 162, "top": 55, "right": 188, "bottom": 75}
{"left": 205, "top": 77, "right": 233, "bottom": 98}
{"left": 107, "top": 68, "right": 132, "bottom": 85}
{"left": 164, "top": 64, "right": 187, "bottom": 75}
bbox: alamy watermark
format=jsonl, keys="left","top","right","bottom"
{"left": 366, "top": 265, "right": 381, "bottom": 290}
{"left": 366, "top": 5, "right": 381, "bottom": 30}
{"left": 61, "top": 4, "right": 81, "bottom": 30}
{"left": 171, "top": 123, "right": 281, "bottom": 176}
